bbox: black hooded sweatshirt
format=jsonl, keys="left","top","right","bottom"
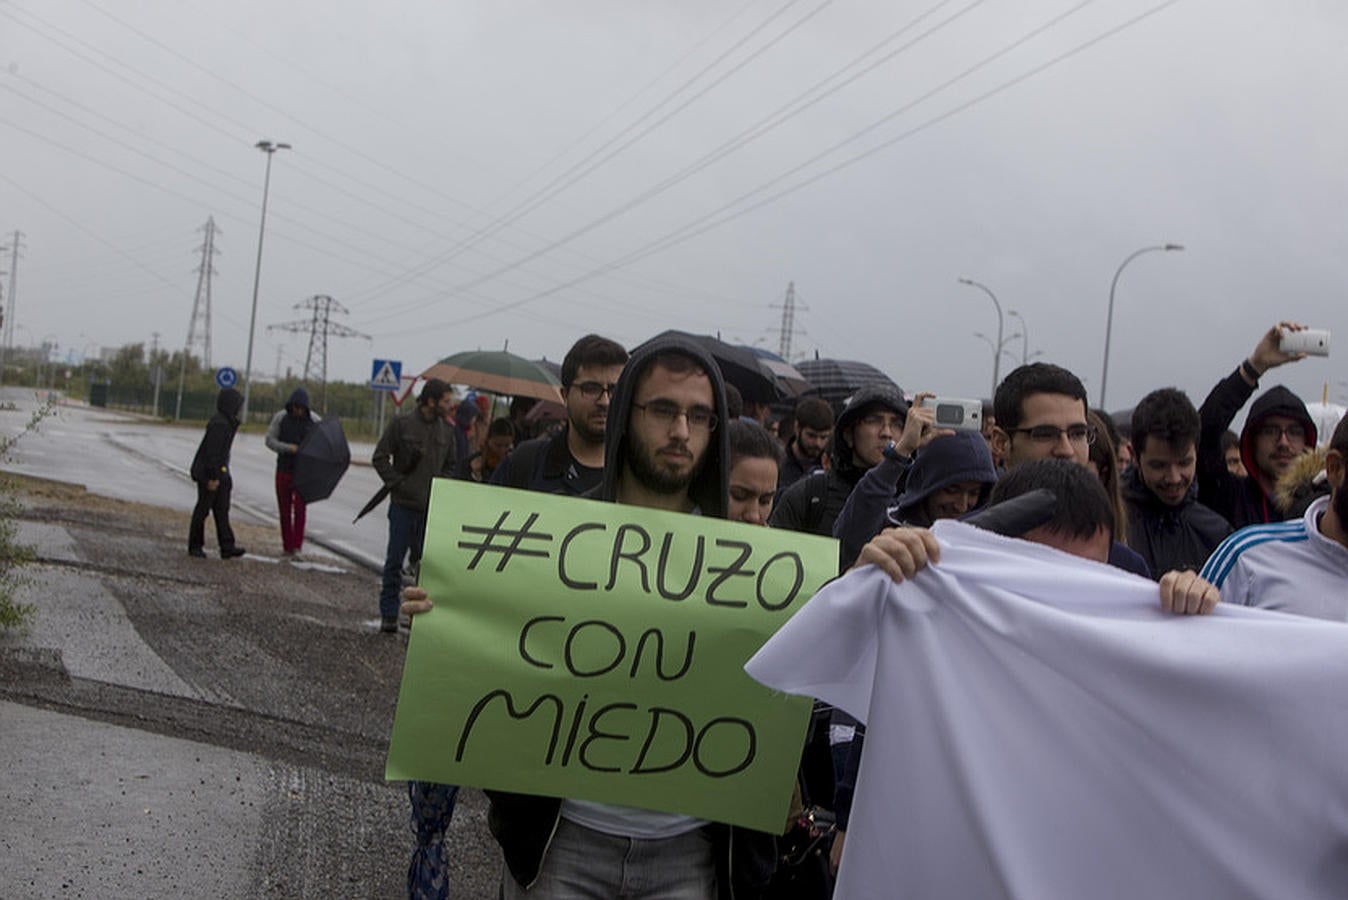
{"left": 1197, "top": 369, "right": 1317, "bottom": 529}
{"left": 484, "top": 335, "right": 776, "bottom": 898}
{"left": 190, "top": 388, "right": 243, "bottom": 484}
{"left": 770, "top": 383, "right": 909, "bottom": 548}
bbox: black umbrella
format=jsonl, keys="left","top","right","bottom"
{"left": 292, "top": 417, "right": 351, "bottom": 504}
{"left": 641, "top": 330, "right": 783, "bottom": 404}
{"left": 352, "top": 447, "right": 423, "bottom": 524}
{"left": 795, "top": 358, "right": 903, "bottom": 410}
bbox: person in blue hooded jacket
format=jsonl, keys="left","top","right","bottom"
{"left": 264, "top": 387, "right": 319, "bottom": 556}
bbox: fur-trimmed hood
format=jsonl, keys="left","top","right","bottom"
{"left": 1274, "top": 446, "right": 1329, "bottom": 518}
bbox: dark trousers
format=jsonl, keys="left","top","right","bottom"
{"left": 380, "top": 502, "right": 427, "bottom": 620}
{"left": 189, "top": 475, "right": 236, "bottom": 551}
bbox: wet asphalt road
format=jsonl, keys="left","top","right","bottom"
{"left": 0, "top": 390, "right": 502, "bottom": 898}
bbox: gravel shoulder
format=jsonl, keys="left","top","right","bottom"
{"left": 0, "top": 475, "right": 500, "bottom": 899}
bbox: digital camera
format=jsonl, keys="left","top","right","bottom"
{"left": 920, "top": 396, "right": 983, "bottom": 432}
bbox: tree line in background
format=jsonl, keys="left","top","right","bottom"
{"left": 2, "top": 342, "right": 389, "bottom": 438}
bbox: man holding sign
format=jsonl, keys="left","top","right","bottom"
{"left": 398, "top": 335, "right": 814, "bottom": 899}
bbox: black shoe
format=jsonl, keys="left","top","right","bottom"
{"left": 380, "top": 617, "right": 399, "bottom": 634}
{"left": 221, "top": 546, "right": 247, "bottom": 559}
{"left": 188, "top": 547, "right": 207, "bottom": 558}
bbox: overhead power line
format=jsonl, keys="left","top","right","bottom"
{"left": 382, "top": 0, "right": 1184, "bottom": 336}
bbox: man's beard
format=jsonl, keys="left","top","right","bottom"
{"left": 627, "top": 430, "right": 703, "bottom": 495}
{"left": 569, "top": 405, "right": 606, "bottom": 445}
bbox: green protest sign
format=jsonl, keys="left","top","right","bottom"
{"left": 386, "top": 480, "right": 838, "bottom": 832}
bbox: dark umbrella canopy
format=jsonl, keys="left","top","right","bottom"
{"left": 642, "top": 330, "right": 783, "bottom": 404}
{"left": 420, "top": 350, "right": 563, "bottom": 403}
{"left": 743, "top": 346, "right": 812, "bottom": 398}
{"left": 796, "top": 358, "right": 903, "bottom": 409}
{"left": 293, "top": 417, "right": 351, "bottom": 504}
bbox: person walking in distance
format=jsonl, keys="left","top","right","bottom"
{"left": 372, "top": 378, "right": 457, "bottom": 634}
{"left": 188, "top": 387, "right": 247, "bottom": 559}
{"left": 264, "top": 386, "right": 319, "bottom": 557}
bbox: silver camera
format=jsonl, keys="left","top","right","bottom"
{"left": 920, "top": 396, "right": 983, "bottom": 432}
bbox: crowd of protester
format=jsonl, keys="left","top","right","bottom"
{"left": 379, "top": 321, "right": 1344, "bottom": 898}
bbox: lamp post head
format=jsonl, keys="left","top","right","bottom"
{"left": 1163, "top": 243, "right": 1184, "bottom": 252}
{"left": 957, "top": 276, "right": 973, "bottom": 285}
{"left": 255, "top": 140, "right": 292, "bottom": 153}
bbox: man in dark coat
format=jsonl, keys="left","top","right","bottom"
{"left": 1198, "top": 322, "right": 1317, "bottom": 529}
{"left": 490, "top": 334, "right": 628, "bottom": 496}
{"left": 1123, "top": 387, "right": 1232, "bottom": 578}
{"left": 189, "top": 387, "right": 246, "bottom": 559}
{"left": 372, "top": 378, "right": 457, "bottom": 634}
{"left": 770, "top": 384, "right": 908, "bottom": 546}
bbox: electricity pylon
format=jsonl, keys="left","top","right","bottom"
{"left": 268, "top": 294, "right": 370, "bottom": 414}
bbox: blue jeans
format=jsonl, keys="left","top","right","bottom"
{"left": 381, "top": 502, "right": 427, "bottom": 620}
{"left": 501, "top": 817, "right": 716, "bottom": 899}
{"left": 408, "top": 781, "right": 459, "bottom": 900}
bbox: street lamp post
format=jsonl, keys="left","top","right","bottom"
{"left": 241, "top": 139, "right": 291, "bottom": 424}
{"left": 959, "top": 277, "right": 1005, "bottom": 396}
{"left": 1100, "top": 243, "right": 1183, "bottom": 408}
{"left": 1008, "top": 309, "right": 1031, "bottom": 365}
{"left": 973, "top": 330, "right": 1021, "bottom": 376}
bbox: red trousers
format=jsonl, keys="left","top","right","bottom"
{"left": 275, "top": 470, "right": 307, "bottom": 553}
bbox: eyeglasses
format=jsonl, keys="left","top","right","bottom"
{"left": 572, "top": 381, "right": 618, "bottom": 400}
{"left": 859, "top": 412, "right": 903, "bottom": 430}
{"left": 1257, "top": 423, "right": 1306, "bottom": 441}
{"left": 1010, "top": 424, "right": 1097, "bottom": 445}
{"left": 632, "top": 400, "right": 719, "bottom": 432}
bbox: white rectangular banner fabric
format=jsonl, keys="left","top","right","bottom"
{"left": 746, "top": 520, "right": 1348, "bottom": 900}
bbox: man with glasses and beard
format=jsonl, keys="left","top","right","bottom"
{"left": 491, "top": 334, "right": 628, "bottom": 495}
{"left": 1197, "top": 321, "right": 1318, "bottom": 528}
{"left": 405, "top": 334, "right": 776, "bottom": 899}
{"left": 1201, "top": 412, "right": 1348, "bottom": 621}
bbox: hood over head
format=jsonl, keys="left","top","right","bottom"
{"left": 894, "top": 431, "right": 998, "bottom": 522}
{"left": 455, "top": 399, "right": 479, "bottom": 428}
{"left": 833, "top": 383, "right": 908, "bottom": 473}
{"left": 217, "top": 387, "right": 244, "bottom": 422}
{"left": 600, "top": 333, "right": 730, "bottom": 518}
{"left": 1240, "top": 385, "right": 1317, "bottom": 482}
{"left": 285, "top": 387, "right": 311, "bottom": 415}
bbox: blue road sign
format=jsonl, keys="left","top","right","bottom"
{"left": 215, "top": 366, "right": 239, "bottom": 389}
{"left": 371, "top": 359, "right": 402, "bottom": 391}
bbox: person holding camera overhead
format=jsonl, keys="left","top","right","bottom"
{"left": 1197, "top": 321, "right": 1318, "bottom": 528}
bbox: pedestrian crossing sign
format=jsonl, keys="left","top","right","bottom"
{"left": 371, "top": 359, "right": 402, "bottom": 391}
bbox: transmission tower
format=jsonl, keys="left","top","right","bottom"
{"left": 268, "top": 294, "right": 371, "bottom": 414}
{"left": 771, "top": 281, "right": 807, "bottom": 361}
{"left": 0, "top": 230, "right": 26, "bottom": 372}
{"left": 175, "top": 218, "right": 219, "bottom": 419}
{"left": 185, "top": 217, "right": 218, "bottom": 368}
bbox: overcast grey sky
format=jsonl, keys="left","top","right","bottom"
{"left": 3, "top": 0, "right": 1345, "bottom": 412}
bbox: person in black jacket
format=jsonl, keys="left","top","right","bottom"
{"left": 1197, "top": 322, "right": 1317, "bottom": 529}
{"left": 188, "top": 387, "right": 246, "bottom": 559}
{"left": 490, "top": 334, "right": 628, "bottom": 496}
{"left": 404, "top": 335, "right": 777, "bottom": 899}
{"left": 770, "top": 384, "right": 907, "bottom": 548}
{"left": 1123, "top": 388, "right": 1232, "bottom": 578}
